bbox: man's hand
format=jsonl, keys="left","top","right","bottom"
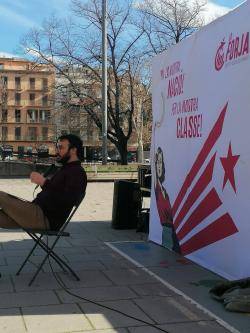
{"left": 30, "top": 172, "right": 46, "bottom": 187}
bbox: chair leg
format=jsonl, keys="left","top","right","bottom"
{"left": 16, "top": 235, "right": 42, "bottom": 276}
{"left": 29, "top": 234, "right": 68, "bottom": 273}
{"left": 28, "top": 235, "right": 80, "bottom": 286}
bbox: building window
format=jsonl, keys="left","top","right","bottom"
{"left": 42, "top": 78, "right": 48, "bottom": 90}
{"left": 27, "top": 109, "right": 38, "bottom": 123}
{"left": 42, "top": 127, "right": 48, "bottom": 140}
{"left": 29, "top": 93, "right": 35, "bottom": 105}
{"left": 30, "top": 77, "right": 35, "bottom": 90}
{"left": 15, "top": 93, "right": 21, "bottom": 106}
{"left": 2, "top": 109, "right": 7, "bottom": 122}
{"left": 15, "top": 127, "right": 21, "bottom": 140}
{"left": 15, "top": 109, "right": 21, "bottom": 122}
{"left": 15, "top": 77, "right": 21, "bottom": 90}
{"left": 0, "top": 64, "right": 4, "bottom": 70}
{"left": 1, "top": 76, "right": 8, "bottom": 87}
{"left": 28, "top": 127, "right": 37, "bottom": 140}
{"left": 39, "top": 110, "right": 50, "bottom": 123}
{"left": 42, "top": 95, "right": 48, "bottom": 106}
{"left": 2, "top": 92, "right": 8, "bottom": 104}
{"left": 2, "top": 127, "right": 8, "bottom": 141}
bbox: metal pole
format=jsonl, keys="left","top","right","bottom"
{"left": 102, "top": 0, "right": 108, "bottom": 165}
{"left": 137, "top": 102, "right": 144, "bottom": 163}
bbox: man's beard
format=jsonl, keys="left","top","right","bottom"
{"left": 57, "top": 152, "right": 70, "bottom": 165}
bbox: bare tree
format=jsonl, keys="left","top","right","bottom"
{"left": 21, "top": 0, "right": 150, "bottom": 164}
{"left": 131, "top": 58, "right": 152, "bottom": 163}
{"left": 137, "top": 0, "right": 207, "bottom": 53}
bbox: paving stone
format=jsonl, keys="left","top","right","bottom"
{"left": 0, "top": 256, "right": 7, "bottom": 266}
{"left": 130, "top": 283, "right": 176, "bottom": 297}
{"left": 12, "top": 272, "right": 61, "bottom": 292}
{"left": 0, "top": 249, "right": 30, "bottom": 257}
{"left": 6, "top": 254, "right": 44, "bottom": 265}
{"left": 57, "top": 285, "right": 137, "bottom": 303}
{"left": 59, "top": 253, "right": 106, "bottom": 266}
{"left": 102, "top": 268, "right": 158, "bottom": 285}
{"left": 22, "top": 303, "right": 92, "bottom": 333}
{"left": 2, "top": 240, "right": 34, "bottom": 250}
{"left": 127, "top": 320, "right": 231, "bottom": 333}
{"left": 75, "top": 329, "right": 127, "bottom": 333}
{"left": 84, "top": 245, "right": 115, "bottom": 254}
{"left": 133, "top": 296, "right": 211, "bottom": 324}
{"left": 68, "top": 238, "right": 103, "bottom": 247}
{"left": 0, "top": 276, "right": 14, "bottom": 293}
{"left": 73, "top": 252, "right": 122, "bottom": 262}
{"left": 49, "top": 246, "right": 88, "bottom": 255}
{"left": 0, "top": 290, "right": 59, "bottom": 308}
{"left": 56, "top": 269, "right": 114, "bottom": 288}
{"left": 100, "top": 258, "right": 136, "bottom": 269}
{"left": 0, "top": 308, "right": 26, "bottom": 333}
{"left": 79, "top": 299, "right": 154, "bottom": 329}
{"left": 42, "top": 259, "right": 106, "bottom": 273}
{"left": 0, "top": 263, "right": 40, "bottom": 275}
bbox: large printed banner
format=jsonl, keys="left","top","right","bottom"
{"left": 150, "top": 1, "right": 250, "bottom": 280}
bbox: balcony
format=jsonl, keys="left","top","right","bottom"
{"left": 27, "top": 119, "right": 38, "bottom": 124}
{"left": 25, "top": 135, "right": 52, "bottom": 142}
{"left": 26, "top": 136, "right": 38, "bottom": 141}
{"left": 40, "top": 119, "right": 51, "bottom": 124}
{"left": 27, "top": 118, "right": 51, "bottom": 124}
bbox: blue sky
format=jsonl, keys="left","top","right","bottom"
{"left": 0, "top": 0, "right": 246, "bottom": 57}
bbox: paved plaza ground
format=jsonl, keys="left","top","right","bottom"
{"left": 0, "top": 179, "right": 246, "bottom": 333}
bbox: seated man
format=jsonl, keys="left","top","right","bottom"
{"left": 0, "top": 134, "right": 87, "bottom": 231}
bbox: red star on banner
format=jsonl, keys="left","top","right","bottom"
{"left": 220, "top": 142, "right": 240, "bottom": 193}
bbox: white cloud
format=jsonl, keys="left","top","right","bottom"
{"left": 201, "top": 1, "right": 231, "bottom": 24}
{"left": 0, "top": 4, "right": 37, "bottom": 28}
{"left": 0, "top": 51, "right": 19, "bottom": 58}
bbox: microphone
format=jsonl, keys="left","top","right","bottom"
{"left": 43, "top": 163, "right": 56, "bottom": 177}
{"left": 34, "top": 164, "right": 56, "bottom": 190}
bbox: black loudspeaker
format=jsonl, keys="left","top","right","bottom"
{"left": 111, "top": 180, "right": 141, "bottom": 229}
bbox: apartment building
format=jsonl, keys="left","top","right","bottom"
{"left": 0, "top": 57, "right": 55, "bottom": 154}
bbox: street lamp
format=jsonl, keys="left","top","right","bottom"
{"left": 102, "top": 0, "right": 108, "bottom": 165}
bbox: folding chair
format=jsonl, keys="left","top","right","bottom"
{"left": 16, "top": 192, "right": 85, "bottom": 286}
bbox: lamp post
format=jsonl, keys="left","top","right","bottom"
{"left": 102, "top": 0, "right": 108, "bottom": 164}
{"left": 137, "top": 102, "right": 144, "bottom": 164}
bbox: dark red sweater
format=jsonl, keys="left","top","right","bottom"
{"left": 33, "top": 161, "right": 87, "bottom": 230}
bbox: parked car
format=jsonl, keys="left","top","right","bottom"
{"left": 0, "top": 145, "right": 13, "bottom": 161}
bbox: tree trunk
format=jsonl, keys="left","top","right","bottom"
{"left": 115, "top": 138, "right": 128, "bottom": 165}
{"left": 137, "top": 139, "right": 144, "bottom": 164}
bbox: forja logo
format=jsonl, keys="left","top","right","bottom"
{"left": 215, "top": 32, "right": 249, "bottom": 71}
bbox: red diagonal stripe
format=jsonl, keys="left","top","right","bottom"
{"left": 180, "top": 213, "right": 238, "bottom": 256}
{"left": 172, "top": 103, "right": 228, "bottom": 216}
{"left": 174, "top": 153, "right": 216, "bottom": 229}
{"left": 177, "top": 188, "right": 222, "bottom": 241}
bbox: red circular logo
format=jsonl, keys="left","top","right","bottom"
{"left": 215, "top": 39, "right": 225, "bottom": 71}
